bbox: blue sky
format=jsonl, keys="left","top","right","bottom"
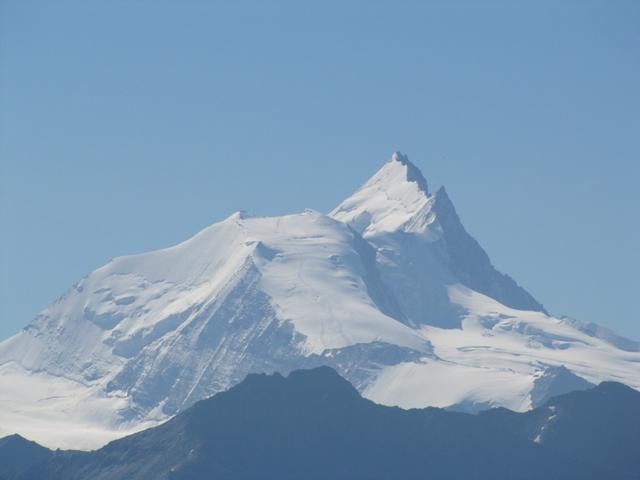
{"left": 1, "top": 0, "right": 638, "bottom": 340}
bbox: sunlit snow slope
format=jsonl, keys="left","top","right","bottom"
{"left": 1, "top": 152, "right": 638, "bottom": 449}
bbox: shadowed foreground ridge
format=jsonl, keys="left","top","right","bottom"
{"left": 1, "top": 367, "right": 639, "bottom": 480}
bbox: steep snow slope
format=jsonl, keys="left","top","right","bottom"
{"left": 0, "top": 152, "right": 638, "bottom": 449}
{"left": 331, "top": 151, "right": 544, "bottom": 318}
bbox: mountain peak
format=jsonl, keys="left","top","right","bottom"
{"left": 385, "top": 151, "right": 429, "bottom": 194}
{"left": 390, "top": 150, "right": 409, "bottom": 165}
{"left": 330, "top": 152, "right": 432, "bottom": 236}
{"left": 330, "top": 153, "right": 546, "bottom": 317}
{"left": 390, "top": 151, "right": 429, "bottom": 193}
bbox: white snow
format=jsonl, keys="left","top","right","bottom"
{"left": 0, "top": 362, "right": 150, "bottom": 450}
{"left": 330, "top": 151, "right": 437, "bottom": 238}
{"left": 250, "top": 211, "right": 429, "bottom": 353}
{"left": 365, "top": 284, "right": 640, "bottom": 412}
{"left": 364, "top": 359, "right": 534, "bottom": 411}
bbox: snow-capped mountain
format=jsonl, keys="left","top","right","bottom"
{"left": 1, "top": 153, "right": 638, "bottom": 449}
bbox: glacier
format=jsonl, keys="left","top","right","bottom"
{"left": 1, "top": 152, "right": 638, "bottom": 449}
